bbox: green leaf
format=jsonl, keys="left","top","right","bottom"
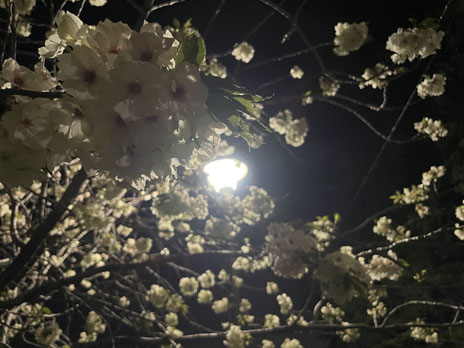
{"left": 176, "top": 30, "right": 206, "bottom": 67}
{"left": 41, "top": 306, "right": 52, "bottom": 315}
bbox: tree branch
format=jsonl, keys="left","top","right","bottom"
{"left": 0, "top": 168, "right": 88, "bottom": 291}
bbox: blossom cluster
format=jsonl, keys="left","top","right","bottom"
{"left": 268, "top": 109, "right": 309, "bottom": 147}
{"left": 265, "top": 222, "right": 317, "bottom": 279}
{"left": 414, "top": 117, "right": 448, "bottom": 141}
{"left": 416, "top": 73, "right": 446, "bottom": 99}
{"left": 1, "top": 12, "right": 226, "bottom": 188}
{"left": 333, "top": 22, "right": 368, "bottom": 56}
{"left": 386, "top": 27, "right": 444, "bottom": 64}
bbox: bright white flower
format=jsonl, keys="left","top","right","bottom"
{"left": 386, "top": 27, "right": 444, "bottom": 64}
{"left": 276, "top": 293, "right": 293, "bottom": 315}
{"left": 127, "top": 30, "right": 178, "bottom": 68}
{"left": 414, "top": 117, "right": 447, "bottom": 141}
{"left": 232, "top": 42, "right": 255, "bottom": 63}
{"left": 290, "top": 65, "right": 304, "bottom": 79}
{"left": 417, "top": 73, "right": 446, "bottom": 99}
{"left": 2, "top": 58, "right": 56, "bottom": 91}
{"left": 179, "top": 277, "right": 199, "bottom": 296}
{"left": 89, "top": 19, "right": 132, "bottom": 60}
{"left": 58, "top": 45, "right": 108, "bottom": 99}
{"left": 333, "top": 22, "right": 368, "bottom": 56}
{"left": 212, "top": 297, "right": 229, "bottom": 314}
{"left": 56, "top": 11, "right": 88, "bottom": 45}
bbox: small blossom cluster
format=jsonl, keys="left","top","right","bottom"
{"left": 319, "top": 76, "right": 340, "bottom": 97}
{"left": 414, "top": 117, "right": 448, "bottom": 141}
{"left": 290, "top": 65, "right": 304, "bottom": 79}
{"left": 232, "top": 42, "right": 255, "bottom": 63}
{"left": 362, "top": 251, "right": 403, "bottom": 281}
{"left": 359, "top": 63, "right": 393, "bottom": 89}
{"left": 373, "top": 216, "right": 410, "bottom": 242}
{"left": 386, "top": 27, "right": 444, "bottom": 64}
{"left": 417, "top": 73, "right": 446, "bottom": 99}
{"left": 268, "top": 109, "right": 308, "bottom": 147}
{"left": 410, "top": 319, "right": 438, "bottom": 344}
{"left": 392, "top": 165, "right": 445, "bottom": 217}
{"left": 333, "top": 22, "right": 368, "bottom": 56}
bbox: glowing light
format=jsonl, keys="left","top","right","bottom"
{"left": 203, "top": 158, "right": 248, "bottom": 192}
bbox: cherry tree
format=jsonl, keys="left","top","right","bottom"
{"left": 0, "top": 0, "right": 462, "bottom": 347}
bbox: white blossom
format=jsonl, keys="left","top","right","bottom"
{"left": 414, "top": 117, "right": 447, "bottom": 141}
{"left": 290, "top": 65, "right": 304, "bottom": 79}
{"left": 146, "top": 284, "right": 169, "bottom": 308}
{"left": 232, "top": 42, "right": 255, "bottom": 63}
{"left": 386, "top": 27, "right": 444, "bottom": 64}
{"left": 212, "top": 297, "right": 229, "bottom": 314}
{"left": 417, "top": 73, "right": 446, "bottom": 99}
{"left": 197, "top": 289, "right": 214, "bottom": 304}
{"left": 179, "top": 277, "right": 199, "bottom": 297}
{"left": 333, "top": 22, "right": 368, "bottom": 56}
{"left": 319, "top": 76, "right": 340, "bottom": 97}
{"left": 224, "top": 325, "right": 248, "bottom": 348}
{"left": 276, "top": 293, "right": 293, "bottom": 315}
{"left": 198, "top": 270, "right": 215, "bottom": 288}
